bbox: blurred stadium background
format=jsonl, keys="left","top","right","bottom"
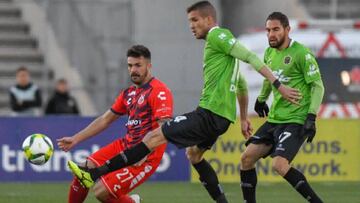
{"left": 0, "top": 0, "right": 359, "bottom": 202}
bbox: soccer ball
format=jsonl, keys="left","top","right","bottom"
{"left": 22, "top": 133, "right": 54, "bottom": 165}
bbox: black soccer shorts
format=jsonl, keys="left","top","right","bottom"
{"left": 161, "top": 107, "right": 231, "bottom": 149}
{"left": 246, "top": 121, "right": 306, "bottom": 162}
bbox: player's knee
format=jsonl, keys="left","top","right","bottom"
{"left": 272, "top": 157, "right": 290, "bottom": 176}
{"left": 241, "top": 152, "right": 256, "bottom": 169}
{"left": 93, "top": 182, "right": 111, "bottom": 202}
{"left": 186, "top": 148, "right": 202, "bottom": 164}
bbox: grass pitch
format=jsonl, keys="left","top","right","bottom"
{"left": 0, "top": 181, "right": 359, "bottom": 203}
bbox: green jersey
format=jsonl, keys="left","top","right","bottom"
{"left": 198, "top": 26, "right": 245, "bottom": 122}
{"left": 262, "top": 41, "right": 322, "bottom": 124}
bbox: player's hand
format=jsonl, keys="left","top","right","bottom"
{"left": 278, "top": 84, "right": 301, "bottom": 105}
{"left": 303, "top": 113, "right": 316, "bottom": 143}
{"left": 240, "top": 119, "right": 253, "bottom": 139}
{"left": 254, "top": 98, "right": 269, "bottom": 117}
{"left": 57, "top": 136, "right": 77, "bottom": 152}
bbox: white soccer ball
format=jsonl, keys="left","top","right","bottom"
{"left": 22, "top": 133, "right": 54, "bottom": 165}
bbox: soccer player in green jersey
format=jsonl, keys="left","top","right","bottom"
{"left": 240, "top": 12, "right": 324, "bottom": 203}
{"left": 67, "top": 2, "right": 301, "bottom": 202}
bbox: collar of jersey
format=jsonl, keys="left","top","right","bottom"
{"left": 208, "top": 26, "right": 220, "bottom": 33}
{"left": 133, "top": 77, "right": 154, "bottom": 89}
{"left": 275, "top": 39, "right": 296, "bottom": 52}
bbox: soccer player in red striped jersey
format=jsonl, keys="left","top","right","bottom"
{"left": 57, "top": 45, "right": 173, "bottom": 203}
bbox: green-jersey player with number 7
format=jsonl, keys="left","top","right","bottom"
{"left": 240, "top": 12, "right": 324, "bottom": 203}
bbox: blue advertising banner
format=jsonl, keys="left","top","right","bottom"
{"left": 0, "top": 116, "right": 189, "bottom": 182}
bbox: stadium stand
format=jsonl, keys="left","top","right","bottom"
{"left": 301, "top": 0, "right": 360, "bottom": 19}
{"left": 0, "top": 0, "right": 52, "bottom": 115}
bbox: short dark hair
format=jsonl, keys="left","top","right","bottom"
{"left": 266, "top": 12, "right": 289, "bottom": 28}
{"left": 187, "top": 1, "right": 216, "bottom": 21}
{"left": 127, "top": 45, "right": 151, "bottom": 60}
{"left": 16, "top": 66, "right": 28, "bottom": 73}
{"left": 57, "top": 78, "right": 67, "bottom": 84}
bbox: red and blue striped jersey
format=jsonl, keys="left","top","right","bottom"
{"left": 111, "top": 78, "right": 173, "bottom": 148}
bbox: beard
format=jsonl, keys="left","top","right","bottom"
{"left": 130, "top": 69, "right": 148, "bottom": 85}
{"left": 268, "top": 36, "right": 286, "bottom": 48}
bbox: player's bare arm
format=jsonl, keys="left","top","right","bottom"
{"left": 236, "top": 73, "right": 253, "bottom": 139}
{"left": 57, "top": 110, "right": 120, "bottom": 152}
{"left": 237, "top": 93, "right": 253, "bottom": 139}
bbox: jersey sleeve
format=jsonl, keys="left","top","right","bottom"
{"left": 110, "top": 91, "right": 127, "bottom": 115}
{"left": 149, "top": 86, "right": 173, "bottom": 120}
{"left": 208, "top": 29, "right": 236, "bottom": 55}
{"left": 298, "top": 50, "right": 321, "bottom": 84}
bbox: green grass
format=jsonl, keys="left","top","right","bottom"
{"left": 0, "top": 181, "right": 359, "bottom": 203}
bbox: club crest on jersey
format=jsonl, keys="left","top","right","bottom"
{"left": 284, "top": 55, "right": 292, "bottom": 65}
{"left": 137, "top": 94, "right": 145, "bottom": 104}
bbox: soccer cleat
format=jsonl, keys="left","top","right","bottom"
{"left": 130, "top": 194, "right": 142, "bottom": 203}
{"left": 67, "top": 160, "right": 95, "bottom": 188}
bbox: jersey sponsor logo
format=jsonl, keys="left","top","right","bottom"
{"left": 273, "top": 69, "right": 291, "bottom": 83}
{"left": 307, "top": 64, "right": 319, "bottom": 76}
{"left": 126, "top": 119, "right": 142, "bottom": 126}
{"left": 157, "top": 91, "right": 166, "bottom": 101}
{"left": 284, "top": 55, "right": 292, "bottom": 65}
{"left": 137, "top": 94, "right": 145, "bottom": 104}
{"left": 218, "top": 33, "right": 226, "bottom": 40}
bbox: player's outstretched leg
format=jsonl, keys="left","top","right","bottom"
{"left": 81, "top": 128, "right": 166, "bottom": 182}
{"left": 68, "top": 160, "right": 98, "bottom": 202}
{"left": 187, "top": 146, "right": 228, "bottom": 203}
{"left": 273, "top": 156, "right": 323, "bottom": 203}
{"left": 68, "top": 160, "right": 95, "bottom": 188}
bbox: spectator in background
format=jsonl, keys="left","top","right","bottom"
{"left": 45, "top": 78, "right": 79, "bottom": 115}
{"left": 9, "top": 66, "right": 42, "bottom": 116}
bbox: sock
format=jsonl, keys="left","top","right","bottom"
{"left": 240, "top": 168, "right": 257, "bottom": 203}
{"left": 68, "top": 177, "right": 89, "bottom": 203}
{"left": 105, "top": 195, "right": 135, "bottom": 203}
{"left": 193, "top": 159, "right": 228, "bottom": 203}
{"left": 90, "top": 142, "right": 151, "bottom": 181}
{"left": 284, "top": 167, "right": 323, "bottom": 203}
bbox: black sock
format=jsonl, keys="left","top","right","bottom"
{"left": 193, "top": 159, "right": 227, "bottom": 203}
{"left": 240, "top": 168, "right": 257, "bottom": 203}
{"left": 284, "top": 167, "right": 323, "bottom": 203}
{"left": 89, "top": 142, "right": 150, "bottom": 180}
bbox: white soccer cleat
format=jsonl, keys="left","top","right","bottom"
{"left": 130, "top": 194, "right": 141, "bottom": 203}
